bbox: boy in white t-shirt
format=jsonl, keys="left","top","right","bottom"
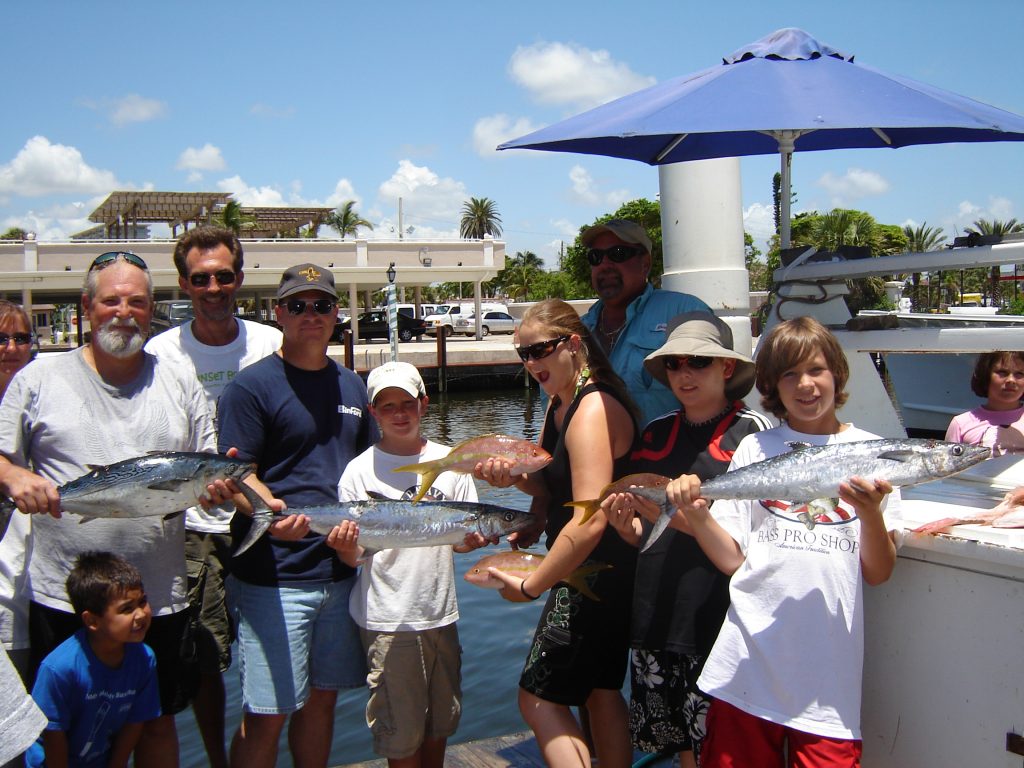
{"left": 652, "top": 317, "right": 899, "bottom": 768}
{"left": 328, "top": 361, "right": 491, "bottom": 768}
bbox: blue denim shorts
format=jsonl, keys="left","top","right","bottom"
{"left": 230, "top": 577, "right": 366, "bottom": 714}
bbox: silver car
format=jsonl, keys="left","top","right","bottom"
{"left": 455, "top": 310, "right": 518, "bottom": 337}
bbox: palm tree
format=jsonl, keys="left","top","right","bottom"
{"left": 215, "top": 200, "right": 255, "bottom": 235}
{"left": 501, "top": 251, "right": 545, "bottom": 301}
{"left": 459, "top": 197, "right": 502, "bottom": 239}
{"left": 325, "top": 200, "right": 374, "bottom": 240}
{"left": 966, "top": 218, "right": 1024, "bottom": 306}
{"left": 902, "top": 222, "right": 946, "bottom": 253}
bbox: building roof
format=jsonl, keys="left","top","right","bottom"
{"left": 237, "top": 206, "right": 334, "bottom": 238}
{"left": 88, "top": 191, "right": 232, "bottom": 230}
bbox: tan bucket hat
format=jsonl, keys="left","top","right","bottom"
{"left": 643, "top": 311, "right": 755, "bottom": 401}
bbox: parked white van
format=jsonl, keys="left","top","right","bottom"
{"left": 396, "top": 303, "right": 438, "bottom": 320}
{"left": 423, "top": 302, "right": 507, "bottom": 337}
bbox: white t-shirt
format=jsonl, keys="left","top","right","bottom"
{"left": 337, "top": 440, "right": 477, "bottom": 632}
{"left": 0, "top": 513, "right": 29, "bottom": 649}
{"left": 0, "top": 349, "right": 216, "bottom": 615}
{"left": 696, "top": 424, "right": 900, "bottom": 740}
{"left": 146, "top": 318, "right": 281, "bottom": 532}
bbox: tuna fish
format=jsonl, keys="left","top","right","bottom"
{"left": 912, "top": 485, "right": 1024, "bottom": 534}
{"left": 393, "top": 434, "right": 552, "bottom": 502}
{"left": 0, "top": 451, "right": 254, "bottom": 542}
{"left": 624, "top": 439, "right": 990, "bottom": 552}
{"left": 464, "top": 549, "right": 611, "bottom": 602}
{"left": 236, "top": 484, "right": 534, "bottom": 556}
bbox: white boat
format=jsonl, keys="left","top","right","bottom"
{"left": 764, "top": 240, "right": 1024, "bottom": 767}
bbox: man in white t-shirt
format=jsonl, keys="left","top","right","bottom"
{"left": 146, "top": 227, "right": 280, "bottom": 768}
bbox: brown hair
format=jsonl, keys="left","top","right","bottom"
{"left": 970, "top": 351, "right": 1024, "bottom": 398}
{"left": 0, "top": 300, "right": 30, "bottom": 333}
{"left": 520, "top": 298, "right": 640, "bottom": 423}
{"left": 66, "top": 551, "right": 144, "bottom": 618}
{"left": 755, "top": 316, "right": 849, "bottom": 419}
{"left": 173, "top": 226, "right": 244, "bottom": 277}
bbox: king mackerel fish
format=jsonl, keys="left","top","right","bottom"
{"left": 624, "top": 439, "right": 990, "bottom": 551}
{"left": 0, "top": 451, "right": 255, "bottom": 541}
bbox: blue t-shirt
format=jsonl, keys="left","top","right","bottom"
{"left": 27, "top": 629, "right": 159, "bottom": 768}
{"left": 582, "top": 284, "right": 711, "bottom": 424}
{"left": 219, "top": 353, "right": 377, "bottom": 585}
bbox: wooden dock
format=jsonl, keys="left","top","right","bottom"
{"left": 335, "top": 731, "right": 544, "bottom": 767}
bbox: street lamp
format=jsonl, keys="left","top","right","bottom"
{"left": 386, "top": 262, "right": 396, "bottom": 283}
{"left": 386, "top": 262, "right": 398, "bottom": 362}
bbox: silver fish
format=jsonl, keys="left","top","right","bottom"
{"left": 236, "top": 484, "right": 534, "bottom": 556}
{"left": 628, "top": 439, "right": 990, "bottom": 552}
{"left": 0, "top": 451, "right": 254, "bottom": 541}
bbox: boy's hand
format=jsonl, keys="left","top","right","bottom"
{"left": 269, "top": 513, "right": 310, "bottom": 540}
{"left": 325, "top": 520, "right": 359, "bottom": 553}
{"left": 839, "top": 476, "right": 891, "bottom": 519}
{"left": 603, "top": 493, "right": 643, "bottom": 547}
{"left": 473, "top": 457, "right": 524, "bottom": 488}
{"left": 666, "top": 474, "right": 710, "bottom": 523}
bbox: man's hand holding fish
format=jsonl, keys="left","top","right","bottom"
{"left": 0, "top": 464, "right": 61, "bottom": 518}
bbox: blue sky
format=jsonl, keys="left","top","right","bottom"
{"left": 2, "top": 0, "right": 1022, "bottom": 266}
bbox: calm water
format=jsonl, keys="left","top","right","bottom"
{"left": 177, "top": 387, "right": 549, "bottom": 767}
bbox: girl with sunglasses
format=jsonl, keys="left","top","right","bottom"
{"left": 604, "top": 312, "right": 771, "bottom": 768}
{"left": 477, "top": 298, "right": 639, "bottom": 768}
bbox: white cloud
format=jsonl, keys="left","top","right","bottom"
{"left": 743, "top": 202, "right": 776, "bottom": 256}
{"left": 3, "top": 198, "right": 99, "bottom": 240}
{"left": 176, "top": 144, "right": 225, "bottom": 173}
{"left": 325, "top": 179, "right": 359, "bottom": 209}
{"left": 815, "top": 168, "right": 889, "bottom": 206}
{"left": 509, "top": 41, "right": 656, "bottom": 111}
{"left": 377, "top": 160, "right": 467, "bottom": 231}
{"left": 0, "top": 136, "right": 120, "bottom": 198}
{"left": 944, "top": 196, "right": 1018, "bottom": 237}
{"left": 472, "top": 114, "right": 540, "bottom": 157}
{"left": 567, "top": 164, "right": 630, "bottom": 208}
{"left": 110, "top": 94, "right": 167, "bottom": 125}
{"left": 216, "top": 175, "right": 287, "bottom": 207}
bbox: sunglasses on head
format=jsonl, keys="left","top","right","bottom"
{"left": 0, "top": 332, "right": 32, "bottom": 347}
{"left": 586, "top": 244, "right": 645, "bottom": 267}
{"left": 89, "top": 251, "right": 148, "bottom": 272}
{"left": 189, "top": 270, "right": 236, "bottom": 287}
{"left": 664, "top": 355, "right": 715, "bottom": 372}
{"left": 516, "top": 335, "right": 571, "bottom": 362}
{"left": 283, "top": 298, "right": 336, "bottom": 316}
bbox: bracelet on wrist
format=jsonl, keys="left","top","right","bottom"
{"left": 520, "top": 578, "right": 539, "bottom": 601}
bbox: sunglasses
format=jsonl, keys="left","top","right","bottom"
{"left": 516, "top": 335, "right": 571, "bottom": 362}
{"left": 89, "top": 251, "right": 148, "bottom": 272}
{"left": 586, "top": 244, "right": 645, "bottom": 267}
{"left": 0, "top": 332, "right": 32, "bottom": 347}
{"left": 189, "top": 270, "right": 237, "bottom": 287}
{"left": 664, "top": 355, "right": 715, "bottom": 372}
{"left": 284, "top": 298, "right": 336, "bottom": 316}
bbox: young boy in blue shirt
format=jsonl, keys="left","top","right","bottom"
{"left": 28, "top": 552, "right": 160, "bottom": 768}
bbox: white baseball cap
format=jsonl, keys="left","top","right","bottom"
{"left": 367, "top": 361, "right": 426, "bottom": 403}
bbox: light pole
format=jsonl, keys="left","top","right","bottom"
{"left": 386, "top": 262, "right": 398, "bottom": 362}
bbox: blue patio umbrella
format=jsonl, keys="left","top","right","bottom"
{"left": 498, "top": 28, "right": 1024, "bottom": 248}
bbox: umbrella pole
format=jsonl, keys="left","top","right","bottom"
{"left": 777, "top": 133, "right": 798, "bottom": 249}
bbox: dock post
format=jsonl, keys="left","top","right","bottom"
{"left": 343, "top": 330, "right": 354, "bottom": 371}
{"left": 436, "top": 332, "right": 447, "bottom": 392}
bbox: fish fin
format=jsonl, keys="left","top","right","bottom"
{"left": 409, "top": 472, "right": 439, "bottom": 503}
{"left": 565, "top": 499, "right": 599, "bottom": 524}
{"left": 148, "top": 480, "right": 186, "bottom": 492}
{"left": 233, "top": 482, "right": 277, "bottom": 557}
{"left": 639, "top": 499, "right": 678, "bottom": 553}
{"left": 784, "top": 441, "right": 814, "bottom": 452}
{"left": 392, "top": 458, "right": 438, "bottom": 475}
{"left": 236, "top": 482, "right": 272, "bottom": 513}
{"left": 161, "top": 510, "right": 185, "bottom": 522}
{"left": 565, "top": 562, "right": 612, "bottom": 601}
{"left": 875, "top": 449, "right": 916, "bottom": 463}
{"left": 366, "top": 490, "right": 389, "bottom": 501}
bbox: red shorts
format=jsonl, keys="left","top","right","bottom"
{"left": 701, "top": 699, "right": 862, "bottom": 768}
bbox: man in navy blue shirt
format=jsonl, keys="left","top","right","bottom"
{"left": 218, "top": 263, "right": 377, "bottom": 768}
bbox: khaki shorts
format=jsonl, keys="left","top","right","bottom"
{"left": 361, "top": 623, "right": 462, "bottom": 759}
{"left": 185, "top": 530, "right": 235, "bottom": 675}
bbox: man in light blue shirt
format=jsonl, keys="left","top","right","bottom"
{"left": 580, "top": 219, "right": 711, "bottom": 423}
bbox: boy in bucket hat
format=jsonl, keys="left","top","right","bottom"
{"left": 604, "top": 311, "right": 772, "bottom": 768}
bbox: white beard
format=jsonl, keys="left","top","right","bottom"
{"left": 94, "top": 318, "right": 146, "bottom": 358}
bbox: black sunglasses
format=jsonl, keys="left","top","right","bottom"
{"left": 0, "top": 332, "right": 32, "bottom": 346}
{"left": 89, "top": 251, "right": 148, "bottom": 272}
{"left": 284, "top": 298, "right": 336, "bottom": 316}
{"left": 516, "top": 335, "right": 571, "bottom": 362}
{"left": 189, "top": 270, "right": 237, "bottom": 287}
{"left": 586, "top": 244, "right": 645, "bottom": 267}
{"left": 664, "top": 355, "right": 715, "bottom": 372}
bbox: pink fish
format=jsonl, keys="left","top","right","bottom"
{"left": 463, "top": 549, "right": 611, "bottom": 602}
{"left": 912, "top": 486, "right": 1024, "bottom": 535}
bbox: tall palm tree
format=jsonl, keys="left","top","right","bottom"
{"left": 902, "top": 222, "right": 946, "bottom": 252}
{"left": 501, "top": 251, "right": 544, "bottom": 300}
{"left": 460, "top": 197, "right": 502, "bottom": 239}
{"left": 325, "top": 200, "right": 374, "bottom": 240}
{"left": 966, "top": 219, "right": 1024, "bottom": 305}
{"left": 215, "top": 200, "right": 255, "bottom": 235}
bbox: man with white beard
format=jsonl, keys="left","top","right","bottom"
{"left": 0, "top": 251, "right": 216, "bottom": 768}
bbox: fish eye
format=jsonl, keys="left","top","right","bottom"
{"left": 504, "top": 512, "right": 516, "bottom": 522}
{"left": 952, "top": 445, "right": 964, "bottom": 456}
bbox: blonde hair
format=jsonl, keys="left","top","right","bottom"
{"left": 755, "top": 316, "right": 849, "bottom": 419}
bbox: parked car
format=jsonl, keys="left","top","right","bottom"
{"left": 454, "top": 310, "right": 519, "bottom": 337}
{"left": 335, "top": 310, "right": 428, "bottom": 343}
{"left": 150, "top": 300, "right": 194, "bottom": 334}
{"left": 424, "top": 302, "right": 509, "bottom": 337}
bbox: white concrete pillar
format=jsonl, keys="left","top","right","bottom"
{"left": 659, "top": 159, "right": 751, "bottom": 355}
{"left": 21, "top": 234, "right": 38, "bottom": 314}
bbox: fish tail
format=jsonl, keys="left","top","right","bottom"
{"left": 565, "top": 499, "right": 599, "bottom": 523}
{"left": 409, "top": 471, "right": 439, "bottom": 503}
{"left": 639, "top": 498, "right": 678, "bottom": 554}
{"left": 234, "top": 483, "right": 275, "bottom": 557}
{"left": 565, "top": 562, "right": 612, "bottom": 601}
{"left": 393, "top": 457, "right": 443, "bottom": 477}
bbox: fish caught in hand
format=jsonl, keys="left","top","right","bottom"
{"left": 236, "top": 484, "right": 534, "bottom": 556}
{"left": 912, "top": 486, "right": 1024, "bottom": 534}
{"left": 0, "top": 451, "right": 254, "bottom": 541}
{"left": 393, "top": 433, "right": 552, "bottom": 502}
{"left": 569, "top": 473, "right": 673, "bottom": 523}
{"left": 625, "top": 439, "right": 990, "bottom": 552}
{"left": 463, "top": 549, "right": 611, "bottom": 602}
